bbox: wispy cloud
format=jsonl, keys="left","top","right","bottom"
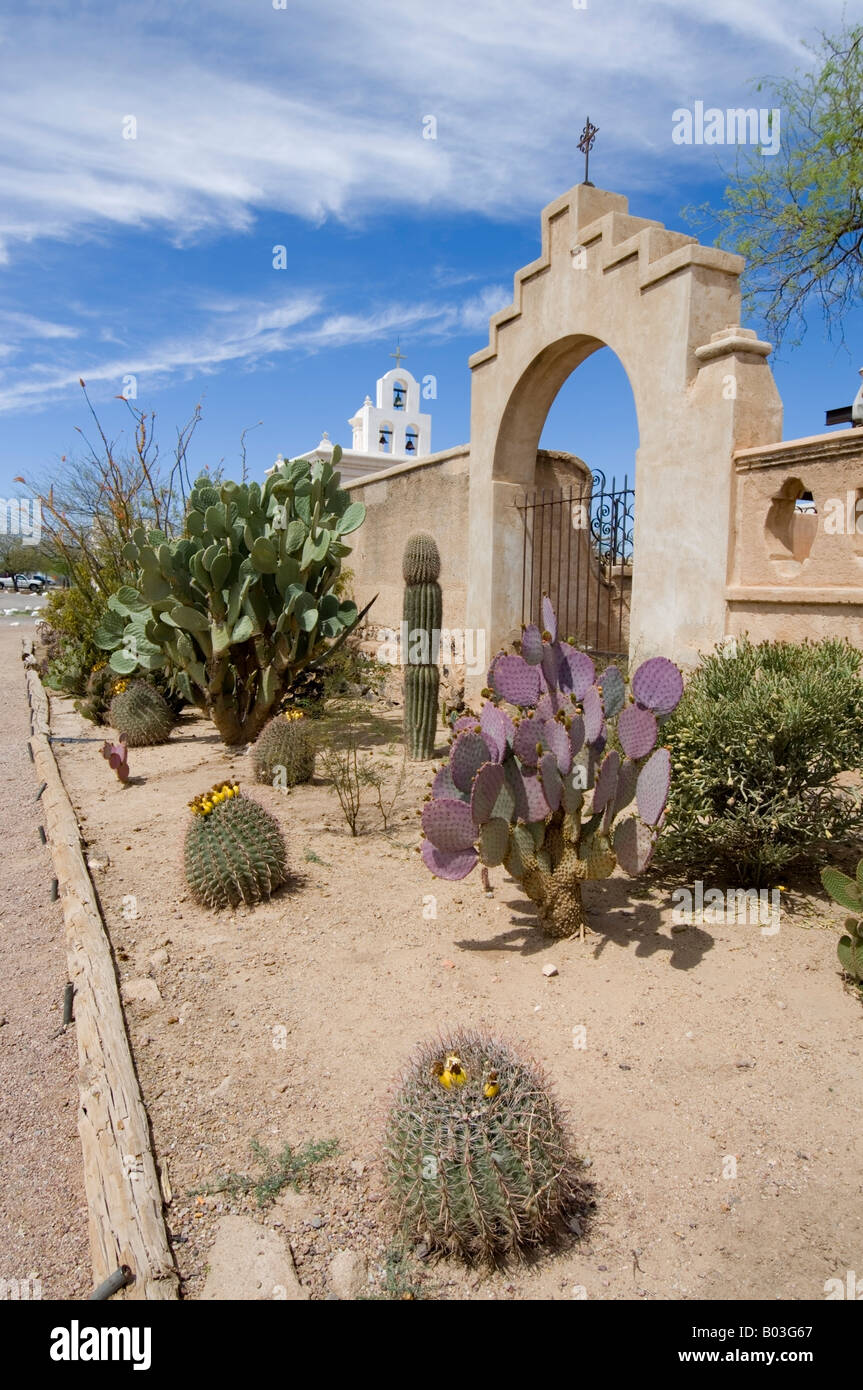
{"left": 0, "top": 284, "right": 510, "bottom": 413}
{"left": 0, "top": 0, "right": 843, "bottom": 261}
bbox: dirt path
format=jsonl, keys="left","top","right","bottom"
{"left": 0, "top": 625, "right": 90, "bottom": 1299}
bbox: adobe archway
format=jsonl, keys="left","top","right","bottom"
{"left": 465, "top": 183, "right": 783, "bottom": 685}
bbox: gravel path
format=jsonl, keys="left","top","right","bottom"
{"left": 0, "top": 624, "right": 90, "bottom": 1299}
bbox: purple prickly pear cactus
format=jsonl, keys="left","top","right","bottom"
{"left": 631, "top": 657, "right": 684, "bottom": 715}
{"left": 582, "top": 686, "right": 605, "bottom": 744}
{"left": 450, "top": 730, "right": 492, "bottom": 793}
{"left": 100, "top": 740, "right": 130, "bottom": 784}
{"left": 491, "top": 654, "right": 541, "bottom": 708}
{"left": 541, "top": 594, "right": 557, "bottom": 641}
{"left": 538, "top": 751, "right": 563, "bottom": 812}
{"left": 421, "top": 840, "right": 478, "bottom": 880}
{"left": 636, "top": 747, "right": 671, "bottom": 826}
{"left": 613, "top": 816, "right": 656, "bottom": 876}
{"left": 617, "top": 704, "right": 658, "bottom": 760}
{"left": 422, "top": 798, "right": 476, "bottom": 852}
{"left": 470, "top": 762, "right": 505, "bottom": 826}
{"left": 420, "top": 596, "right": 683, "bottom": 938}
{"left": 512, "top": 714, "right": 547, "bottom": 768}
{"left": 592, "top": 750, "right": 620, "bottom": 815}
{"left": 520, "top": 624, "right": 544, "bottom": 665}
{"left": 558, "top": 645, "right": 595, "bottom": 699}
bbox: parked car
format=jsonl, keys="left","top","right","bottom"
{"left": 0, "top": 573, "right": 48, "bottom": 593}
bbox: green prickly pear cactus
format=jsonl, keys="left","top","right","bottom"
{"left": 821, "top": 859, "right": 863, "bottom": 985}
{"left": 93, "top": 449, "right": 372, "bottom": 745}
{"left": 403, "top": 532, "right": 441, "bottom": 761}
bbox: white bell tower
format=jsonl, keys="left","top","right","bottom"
{"left": 348, "top": 351, "right": 432, "bottom": 461}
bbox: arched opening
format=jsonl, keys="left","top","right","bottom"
{"left": 765, "top": 476, "right": 817, "bottom": 576}
{"left": 405, "top": 425, "right": 418, "bottom": 454}
{"left": 378, "top": 422, "right": 393, "bottom": 453}
{"left": 392, "top": 380, "right": 407, "bottom": 410}
{"left": 507, "top": 342, "right": 639, "bottom": 663}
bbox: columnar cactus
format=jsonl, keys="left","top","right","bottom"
{"left": 184, "top": 782, "right": 288, "bottom": 909}
{"left": 108, "top": 679, "right": 176, "bottom": 747}
{"left": 252, "top": 711, "right": 315, "bottom": 788}
{"left": 384, "top": 1028, "right": 581, "bottom": 1262}
{"left": 420, "top": 596, "right": 683, "bottom": 938}
{"left": 403, "top": 532, "right": 441, "bottom": 761}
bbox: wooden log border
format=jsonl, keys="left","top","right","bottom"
{"left": 23, "top": 648, "right": 179, "bottom": 1300}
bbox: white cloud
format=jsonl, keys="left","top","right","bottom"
{"left": 0, "top": 284, "right": 509, "bottom": 413}
{"left": 0, "top": 0, "right": 846, "bottom": 258}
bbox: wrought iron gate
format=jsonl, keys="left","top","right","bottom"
{"left": 515, "top": 470, "right": 634, "bottom": 663}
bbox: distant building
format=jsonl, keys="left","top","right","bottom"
{"left": 272, "top": 361, "right": 433, "bottom": 483}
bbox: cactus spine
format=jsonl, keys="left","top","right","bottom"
{"left": 403, "top": 533, "right": 441, "bottom": 761}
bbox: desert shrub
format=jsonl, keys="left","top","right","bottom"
{"left": 656, "top": 636, "right": 863, "bottom": 885}
{"left": 42, "top": 583, "right": 120, "bottom": 697}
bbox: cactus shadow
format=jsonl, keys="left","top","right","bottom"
{"left": 583, "top": 878, "right": 715, "bottom": 970}
{"left": 454, "top": 899, "right": 563, "bottom": 957}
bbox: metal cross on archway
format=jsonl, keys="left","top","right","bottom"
{"left": 578, "top": 117, "right": 599, "bottom": 187}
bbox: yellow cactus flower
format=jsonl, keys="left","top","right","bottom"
{"left": 483, "top": 1071, "right": 500, "bottom": 1099}
{"left": 438, "top": 1054, "right": 468, "bottom": 1089}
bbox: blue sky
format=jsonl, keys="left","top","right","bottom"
{"left": 0, "top": 0, "right": 859, "bottom": 498}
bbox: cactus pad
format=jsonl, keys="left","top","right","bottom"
{"left": 420, "top": 840, "right": 478, "bottom": 880}
{"left": 450, "top": 730, "right": 493, "bottom": 793}
{"left": 470, "top": 762, "right": 506, "bottom": 826}
{"left": 636, "top": 747, "right": 671, "bottom": 826}
{"left": 631, "top": 657, "right": 684, "bottom": 715}
{"left": 491, "top": 654, "right": 541, "bottom": 708}
{"left": 597, "top": 665, "right": 625, "bottom": 718}
{"left": 479, "top": 817, "right": 510, "bottom": 867}
{"left": 582, "top": 686, "right": 605, "bottom": 744}
{"left": 422, "top": 798, "right": 477, "bottom": 853}
{"left": 617, "top": 704, "right": 658, "bottom": 760}
{"left": 613, "top": 816, "right": 656, "bottom": 876}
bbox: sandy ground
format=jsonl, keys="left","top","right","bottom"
{"left": 34, "top": 663, "right": 863, "bottom": 1303}
{"left": 0, "top": 623, "right": 90, "bottom": 1300}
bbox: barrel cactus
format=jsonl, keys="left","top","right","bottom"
{"left": 252, "top": 711, "right": 315, "bottom": 789}
{"left": 384, "top": 1028, "right": 581, "bottom": 1262}
{"left": 108, "top": 679, "right": 175, "bottom": 747}
{"left": 93, "top": 448, "right": 372, "bottom": 745}
{"left": 403, "top": 532, "right": 441, "bottom": 761}
{"left": 420, "top": 596, "right": 683, "bottom": 938}
{"left": 184, "top": 782, "right": 288, "bottom": 909}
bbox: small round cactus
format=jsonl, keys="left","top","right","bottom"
{"left": 384, "top": 1028, "right": 581, "bottom": 1262}
{"left": 184, "top": 783, "right": 288, "bottom": 909}
{"left": 252, "top": 711, "right": 315, "bottom": 788}
{"left": 108, "top": 679, "right": 175, "bottom": 747}
{"left": 402, "top": 532, "right": 441, "bottom": 585}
